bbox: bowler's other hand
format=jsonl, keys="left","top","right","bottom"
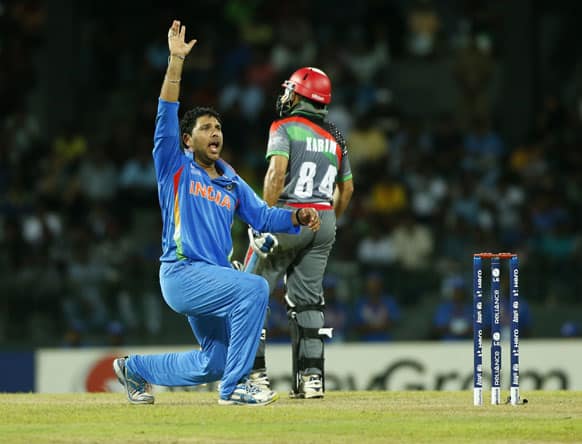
{"left": 167, "top": 20, "right": 197, "bottom": 58}
{"left": 297, "top": 208, "right": 320, "bottom": 231}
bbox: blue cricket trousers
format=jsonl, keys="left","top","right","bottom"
{"left": 127, "top": 260, "right": 269, "bottom": 399}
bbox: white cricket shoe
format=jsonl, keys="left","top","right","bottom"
{"left": 300, "top": 374, "right": 324, "bottom": 399}
{"left": 249, "top": 369, "right": 271, "bottom": 390}
{"left": 218, "top": 380, "right": 278, "bottom": 406}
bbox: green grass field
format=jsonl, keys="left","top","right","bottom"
{"left": 1, "top": 391, "right": 581, "bottom": 443}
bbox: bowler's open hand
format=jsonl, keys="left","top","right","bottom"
{"left": 167, "top": 20, "right": 197, "bottom": 57}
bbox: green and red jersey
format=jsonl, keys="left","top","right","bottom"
{"left": 266, "top": 113, "right": 352, "bottom": 207}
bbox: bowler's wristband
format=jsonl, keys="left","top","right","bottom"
{"left": 295, "top": 208, "right": 306, "bottom": 226}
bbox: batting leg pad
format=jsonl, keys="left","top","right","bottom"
{"left": 252, "top": 328, "right": 267, "bottom": 371}
{"left": 288, "top": 307, "right": 333, "bottom": 394}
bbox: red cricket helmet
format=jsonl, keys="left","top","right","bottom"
{"left": 284, "top": 67, "right": 332, "bottom": 104}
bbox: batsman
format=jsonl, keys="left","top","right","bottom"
{"left": 244, "top": 67, "right": 354, "bottom": 398}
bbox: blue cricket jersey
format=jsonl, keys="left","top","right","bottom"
{"left": 153, "top": 99, "right": 299, "bottom": 266}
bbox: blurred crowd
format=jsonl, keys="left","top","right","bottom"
{"left": 2, "top": 0, "right": 582, "bottom": 347}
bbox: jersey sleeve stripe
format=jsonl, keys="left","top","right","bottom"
{"left": 337, "top": 173, "right": 352, "bottom": 182}
{"left": 172, "top": 165, "right": 185, "bottom": 258}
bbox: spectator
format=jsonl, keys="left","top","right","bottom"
{"left": 431, "top": 275, "right": 472, "bottom": 340}
{"left": 390, "top": 210, "right": 434, "bottom": 270}
{"left": 462, "top": 116, "right": 505, "bottom": 173}
{"left": 342, "top": 25, "right": 390, "bottom": 86}
{"left": 405, "top": 162, "right": 448, "bottom": 222}
{"left": 118, "top": 136, "right": 157, "bottom": 206}
{"left": 366, "top": 174, "right": 408, "bottom": 215}
{"left": 270, "top": 18, "right": 316, "bottom": 74}
{"left": 346, "top": 113, "right": 388, "bottom": 177}
{"left": 322, "top": 275, "right": 350, "bottom": 342}
{"left": 453, "top": 33, "right": 496, "bottom": 130}
{"left": 356, "top": 215, "right": 397, "bottom": 268}
{"left": 352, "top": 272, "right": 401, "bottom": 341}
{"left": 560, "top": 321, "right": 581, "bottom": 338}
{"left": 75, "top": 150, "right": 118, "bottom": 204}
{"left": 62, "top": 230, "right": 110, "bottom": 335}
{"left": 404, "top": 0, "right": 444, "bottom": 60}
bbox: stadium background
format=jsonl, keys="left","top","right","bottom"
{"left": 1, "top": 0, "right": 582, "bottom": 355}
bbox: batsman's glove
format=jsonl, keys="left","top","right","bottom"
{"left": 231, "top": 260, "right": 244, "bottom": 271}
{"left": 248, "top": 227, "right": 279, "bottom": 259}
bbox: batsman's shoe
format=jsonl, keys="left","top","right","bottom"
{"left": 218, "top": 380, "right": 278, "bottom": 406}
{"left": 113, "top": 357, "right": 155, "bottom": 405}
{"left": 249, "top": 369, "right": 271, "bottom": 390}
{"left": 300, "top": 374, "right": 324, "bottom": 399}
